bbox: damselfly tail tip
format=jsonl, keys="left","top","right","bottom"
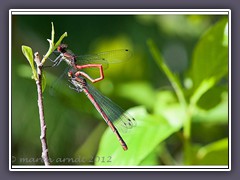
{"left": 123, "top": 145, "right": 128, "bottom": 151}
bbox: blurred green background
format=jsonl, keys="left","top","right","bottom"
{"left": 12, "top": 14, "right": 229, "bottom": 166}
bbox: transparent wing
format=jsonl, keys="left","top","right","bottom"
{"left": 48, "top": 67, "right": 71, "bottom": 96}
{"left": 85, "top": 82, "right": 136, "bottom": 133}
{"left": 75, "top": 49, "right": 133, "bottom": 69}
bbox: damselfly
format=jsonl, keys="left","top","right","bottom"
{"left": 68, "top": 71, "right": 136, "bottom": 151}
{"left": 51, "top": 44, "right": 133, "bottom": 83}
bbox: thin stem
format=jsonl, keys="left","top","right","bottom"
{"left": 182, "top": 78, "right": 217, "bottom": 164}
{"left": 147, "top": 39, "right": 187, "bottom": 108}
{"left": 34, "top": 52, "right": 50, "bottom": 165}
{"left": 183, "top": 110, "right": 192, "bottom": 165}
{"left": 147, "top": 39, "right": 192, "bottom": 165}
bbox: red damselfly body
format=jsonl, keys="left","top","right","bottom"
{"left": 51, "top": 44, "right": 133, "bottom": 83}
{"left": 68, "top": 71, "right": 136, "bottom": 151}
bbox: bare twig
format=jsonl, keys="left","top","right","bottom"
{"left": 34, "top": 52, "right": 50, "bottom": 165}
{"left": 21, "top": 24, "right": 67, "bottom": 165}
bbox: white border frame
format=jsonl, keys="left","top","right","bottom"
{"left": 9, "top": 9, "right": 231, "bottom": 171}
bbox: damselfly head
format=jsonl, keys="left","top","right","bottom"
{"left": 57, "top": 44, "right": 68, "bottom": 53}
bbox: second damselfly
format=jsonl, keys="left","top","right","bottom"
{"left": 68, "top": 71, "right": 136, "bottom": 151}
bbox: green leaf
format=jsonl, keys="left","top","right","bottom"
{"left": 54, "top": 32, "right": 68, "bottom": 49}
{"left": 95, "top": 106, "right": 180, "bottom": 165}
{"left": 21, "top": 45, "right": 37, "bottom": 80}
{"left": 51, "top": 22, "right": 55, "bottom": 44}
{"left": 193, "top": 91, "right": 228, "bottom": 123}
{"left": 195, "top": 138, "right": 228, "bottom": 165}
{"left": 41, "top": 23, "right": 67, "bottom": 64}
{"left": 197, "top": 85, "right": 227, "bottom": 110}
{"left": 189, "top": 18, "right": 228, "bottom": 90}
{"left": 153, "top": 91, "right": 185, "bottom": 128}
{"left": 190, "top": 77, "right": 216, "bottom": 107}
{"left": 41, "top": 72, "right": 47, "bottom": 93}
{"left": 139, "top": 150, "right": 160, "bottom": 165}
